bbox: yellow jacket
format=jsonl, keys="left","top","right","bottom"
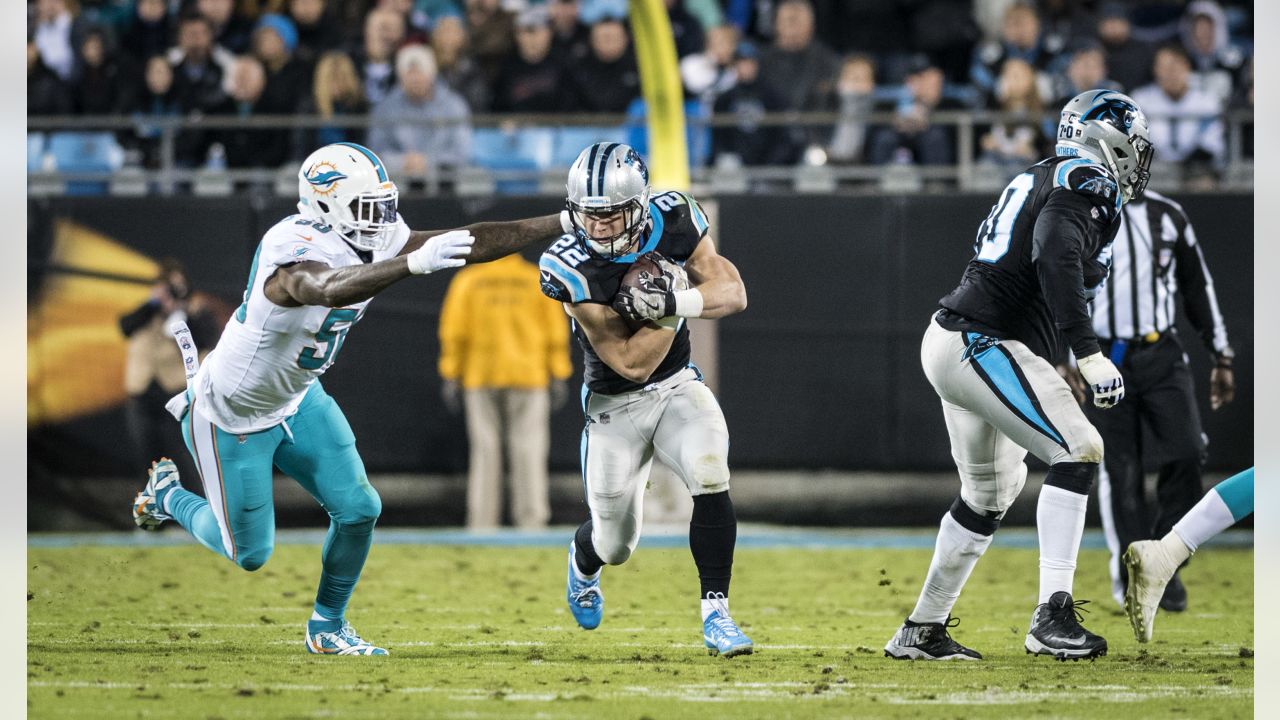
{"left": 438, "top": 254, "right": 573, "bottom": 389}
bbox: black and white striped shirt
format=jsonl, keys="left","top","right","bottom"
{"left": 1091, "top": 190, "right": 1230, "bottom": 354}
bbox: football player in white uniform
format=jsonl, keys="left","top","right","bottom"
{"left": 132, "top": 142, "right": 561, "bottom": 655}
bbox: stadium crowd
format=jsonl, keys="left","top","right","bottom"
{"left": 28, "top": 0, "right": 1253, "bottom": 182}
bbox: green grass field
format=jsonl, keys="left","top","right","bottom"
{"left": 28, "top": 537, "right": 1253, "bottom": 719}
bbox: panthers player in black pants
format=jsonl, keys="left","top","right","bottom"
{"left": 886, "top": 90, "right": 1155, "bottom": 661}
{"left": 539, "top": 143, "right": 753, "bottom": 657}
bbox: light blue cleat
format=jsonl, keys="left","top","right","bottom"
{"left": 703, "top": 593, "right": 753, "bottom": 658}
{"left": 305, "top": 619, "right": 388, "bottom": 656}
{"left": 566, "top": 542, "right": 603, "bottom": 630}
{"left": 133, "top": 458, "right": 182, "bottom": 530}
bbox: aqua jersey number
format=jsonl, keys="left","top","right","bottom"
{"left": 298, "top": 308, "right": 361, "bottom": 370}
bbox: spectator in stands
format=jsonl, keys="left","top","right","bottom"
{"left": 822, "top": 1, "right": 910, "bottom": 79}
{"left": 1131, "top": 44, "right": 1225, "bottom": 173}
{"left": 130, "top": 54, "right": 180, "bottom": 167}
{"left": 297, "top": 51, "right": 370, "bottom": 150}
{"left": 33, "top": 0, "right": 84, "bottom": 83}
{"left": 1097, "top": 2, "right": 1155, "bottom": 92}
{"left": 380, "top": 0, "right": 431, "bottom": 39}
{"left": 711, "top": 41, "right": 786, "bottom": 166}
{"left": 217, "top": 55, "right": 280, "bottom": 168}
{"left": 1052, "top": 45, "right": 1122, "bottom": 107}
{"left": 288, "top": 0, "right": 344, "bottom": 64}
{"left": 74, "top": 26, "right": 140, "bottom": 115}
{"left": 867, "top": 56, "right": 966, "bottom": 166}
{"left": 356, "top": 8, "right": 406, "bottom": 106}
{"left": 253, "top": 14, "right": 311, "bottom": 110}
{"left": 665, "top": 0, "right": 706, "bottom": 58}
{"left": 1180, "top": 1, "right": 1247, "bottom": 105}
{"left": 28, "top": 39, "right": 76, "bottom": 116}
{"left": 548, "top": 0, "right": 590, "bottom": 63}
{"left": 758, "top": 0, "right": 839, "bottom": 162}
{"left": 465, "top": 0, "right": 516, "bottom": 85}
{"left": 368, "top": 44, "right": 471, "bottom": 177}
{"left": 169, "top": 13, "right": 231, "bottom": 166}
{"left": 759, "top": 0, "right": 839, "bottom": 114}
{"left": 121, "top": 0, "right": 172, "bottom": 62}
{"left": 437, "top": 251, "right": 572, "bottom": 531}
{"left": 569, "top": 17, "right": 640, "bottom": 113}
{"left": 492, "top": 5, "right": 571, "bottom": 113}
{"left": 1038, "top": 0, "right": 1101, "bottom": 56}
{"left": 970, "top": 2, "right": 1063, "bottom": 101}
{"left": 978, "top": 57, "right": 1049, "bottom": 171}
{"left": 680, "top": 23, "right": 740, "bottom": 107}
{"left": 197, "top": 0, "right": 253, "bottom": 54}
{"left": 431, "top": 14, "right": 491, "bottom": 112}
{"left": 907, "top": 0, "right": 982, "bottom": 85}
{"left": 828, "top": 53, "right": 877, "bottom": 164}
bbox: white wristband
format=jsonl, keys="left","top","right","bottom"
{"left": 673, "top": 288, "right": 704, "bottom": 318}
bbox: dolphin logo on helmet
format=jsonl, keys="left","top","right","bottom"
{"left": 296, "top": 143, "right": 399, "bottom": 252}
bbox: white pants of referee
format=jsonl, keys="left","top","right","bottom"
{"left": 582, "top": 366, "right": 731, "bottom": 564}
{"left": 921, "top": 315, "right": 1104, "bottom": 517}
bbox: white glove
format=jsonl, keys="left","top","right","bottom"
{"left": 1077, "top": 352, "right": 1125, "bottom": 409}
{"left": 407, "top": 230, "right": 474, "bottom": 274}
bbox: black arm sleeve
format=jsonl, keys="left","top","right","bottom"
{"left": 1032, "top": 190, "right": 1101, "bottom": 359}
{"left": 119, "top": 300, "right": 159, "bottom": 337}
{"left": 1170, "top": 209, "right": 1229, "bottom": 354}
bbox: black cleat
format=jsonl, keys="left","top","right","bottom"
{"left": 1025, "top": 592, "right": 1107, "bottom": 661}
{"left": 884, "top": 617, "right": 982, "bottom": 660}
{"left": 1159, "top": 570, "right": 1188, "bottom": 612}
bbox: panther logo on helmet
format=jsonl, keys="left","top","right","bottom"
{"left": 1056, "top": 90, "right": 1154, "bottom": 204}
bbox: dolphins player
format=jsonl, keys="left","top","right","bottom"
{"left": 132, "top": 142, "right": 561, "bottom": 655}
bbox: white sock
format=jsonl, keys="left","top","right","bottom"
{"left": 909, "top": 512, "right": 994, "bottom": 624}
{"left": 1037, "top": 484, "right": 1088, "bottom": 604}
{"left": 701, "top": 597, "right": 728, "bottom": 621}
{"left": 310, "top": 610, "right": 335, "bottom": 623}
{"left": 1173, "top": 489, "right": 1235, "bottom": 553}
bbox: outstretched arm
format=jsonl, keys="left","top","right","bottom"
{"left": 403, "top": 214, "right": 563, "bottom": 264}
{"left": 567, "top": 301, "right": 677, "bottom": 384}
{"left": 266, "top": 231, "right": 474, "bottom": 308}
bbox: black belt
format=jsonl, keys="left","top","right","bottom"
{"left": 1102, "top": 330, "right": 1165, "bottom": 347}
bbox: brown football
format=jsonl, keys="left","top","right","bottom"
{"left": 615, "top": 254, "right": 665, "bottom": 330}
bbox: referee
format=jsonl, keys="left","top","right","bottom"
{"left": 1072, "top": 189, "right": 1235, "bottom": 613}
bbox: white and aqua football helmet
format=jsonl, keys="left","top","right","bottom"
{"left": 297, "top": 142, "right": 399, "bottom": 252}
{"left": 565, "top": 142, "right": 651, "bottom": 259}
{"left": 1056, "top": 90, "right": 1154, "bottom": 204}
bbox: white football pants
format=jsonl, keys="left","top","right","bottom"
{"left": 581, "top": 367, "right": 731, "bottom": 565}
{"left": 921, "top": 314, "right": 1104, "bottom": 517}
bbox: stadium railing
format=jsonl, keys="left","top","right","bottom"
{"left": 26, "top": 109, "right": 1253, "bottom": 197}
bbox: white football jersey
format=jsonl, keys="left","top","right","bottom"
{"left": 194, "top": 214, "right": 411, "bottom": 433}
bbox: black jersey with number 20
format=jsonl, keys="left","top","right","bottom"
{"left": 938, "top": 155, "right": 1124, "bottom": 363}
{"left": 539, "top": 190, "right": 710, "bottom": 395}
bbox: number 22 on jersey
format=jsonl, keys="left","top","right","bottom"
{"left": 975, "top": 172, "right": 1034, "bottom": 263}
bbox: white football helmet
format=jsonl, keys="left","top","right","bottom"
{"left": 1056, "top": 90, "right": 1154, "bottom": 204}
{"left": 565, "top": 142, "right": 651, "bottom": 259}
{"left": 297, "top": 142, "right": 399, "bottom": 252}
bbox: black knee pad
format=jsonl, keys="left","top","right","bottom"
{"left": 948, "top": 497, "right": 1000, "bottom": 537}
{"left": 1044, "top": 461, "right": 1096, "bottom": 495}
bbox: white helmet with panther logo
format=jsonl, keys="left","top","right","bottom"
{"left": 565, "top": 142, "right": 651, "bottom": 259}
{"left": 1056, "top": 90, "right": 1154, "bottom": 204}
{"left": 297, "top": 142, "right": 399, "bottom": 252}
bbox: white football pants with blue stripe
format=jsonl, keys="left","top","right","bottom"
{"left": 581, "top": 367, "right": 731, "bottom": 564}
{"left": 921, "top": 315, "right": 1104, "bottom": 517}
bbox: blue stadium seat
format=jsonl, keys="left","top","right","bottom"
{"left": 624, "top": 99, "right": 713, "bottom": 169}
{"left": 468, "top": 127, "right": 554, "bottom": 195}
{"left": 28, "top": 132, "right": 47, "bottom": 173}
{"left": 45, "top": 132, "right": 125, "bottom": 196}
{"left": 551, "top": 126, "right": 628, "bottom": 167}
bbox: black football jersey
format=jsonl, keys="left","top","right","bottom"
{"left": 938, "top": 155, "right": 1124, "bottom": 362}
{"left": 540, "top": 190, "right": 709, "bottom": 394}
